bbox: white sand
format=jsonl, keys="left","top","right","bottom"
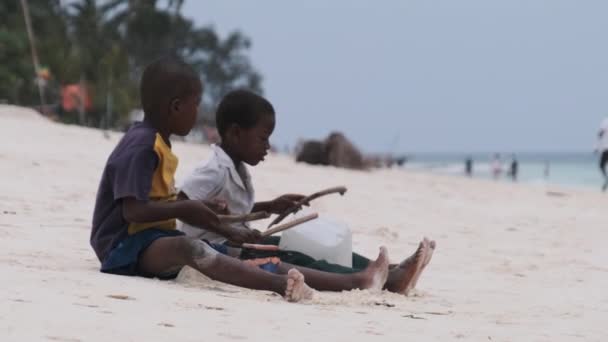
{"left": 1, "top": 105, "right": 607, "bottom": 341}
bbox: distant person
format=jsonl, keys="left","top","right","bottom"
{"left": 596, "top": 118, "right": 608, "bottom": 191}
{"left": 465, "top": 157, "right": 473, "bottom": 177}
{"left": 508, "top": 155, "right": 518, "bottom": 181}
{"left": 544, "top": 160, "right": 551, "bottom": 180}
{"left": 491, "top": 154, "right": 503, "bottom": 179}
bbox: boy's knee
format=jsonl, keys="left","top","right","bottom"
{"left": 179, "top": 237, "right": 219, "bottom": 269}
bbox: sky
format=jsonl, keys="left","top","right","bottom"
{"left": 183, "top": 0, "right": 608, "bottom": 154}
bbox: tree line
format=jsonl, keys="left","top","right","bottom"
{"left": 0, "top": 0, "right": 263, "bottom": 130}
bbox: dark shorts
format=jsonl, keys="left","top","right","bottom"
{"left": 601, "top": 150, "right": 608, "bottom": 174}
{"left": 101, "top": 228, "right": 185, "bottom": 279}
{"left": 100, "top": 229, "right": 280, "bottom": 279}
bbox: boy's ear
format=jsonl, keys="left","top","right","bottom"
{"left": 225, "top": 123, "right": 241, "bottom": 140}
{"left": 169, "top": 98, "right": 180, "bottom": 114}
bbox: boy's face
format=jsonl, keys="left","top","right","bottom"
{"left": 169, "top": 90, "right": 201, "bottom": 136}
{"left": 235, "top": 113, "right": 275, "bottom": 166}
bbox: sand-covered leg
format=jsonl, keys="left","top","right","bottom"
{"left": 277, "top": 246, "right": 389, "bottom": 292}
{"left": 284, "top": 269, "right": 314, "bottom": 302}
{"left": 358, "top": 246, "right": 390, "bottom": 291}
{"left": 408, "top": 238, "right": 436, "bottom": 291}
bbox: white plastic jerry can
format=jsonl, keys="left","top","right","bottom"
{"left": 278, "top": 210, "right": 353, "bottom": 268}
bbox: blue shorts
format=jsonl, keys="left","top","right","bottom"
{"left": 101, "top": 228, "right": 185, "bottom": 279}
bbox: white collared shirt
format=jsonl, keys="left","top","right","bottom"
{"left": 178, "top": 145, "right": 255, "bottom": 243}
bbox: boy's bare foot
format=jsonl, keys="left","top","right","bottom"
{"left": 357, "top": 246, "right": 390, "bottom": 291}
{"left": 284, "top": 269, "right": 314, "bottom": 302}
{"left": 384, "top": 239, "right": 428, "bottom": 295}
{"left": 409, "top": 238, "right": 436, "bottom": 290}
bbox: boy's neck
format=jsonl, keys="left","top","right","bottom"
{"left": 144, "top": 116, "right": 171, "bottom": 147}
{"left": 219, "top": 143, "right": 241, "bottom": 169}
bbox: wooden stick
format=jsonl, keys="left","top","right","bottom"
{"left": 241, "top": 243, "right": 280, "bottom": 251}
{"left": 218, "top": 211, "right": 270, "bottom": 224}
{"left": 262, "top": 213, "right": 319, "bottom": 237}
{"left": 268, "top": 186, "right": 347, "bottom": 228}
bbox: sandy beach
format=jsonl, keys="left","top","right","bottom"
{"left": 1, "top": 105, "right": 607, "bottom": 341}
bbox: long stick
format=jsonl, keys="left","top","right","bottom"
{"left": 218, "top": 211, "right": 270, "bottom": 224}
{"left": 262, "top": 213, "right": 318, "bottom": 237}
{"left": 241, "top": 243, "right": 280, "bottom": 251}
{"left": 267, "top": 186, "right": 347, "bottom": 228}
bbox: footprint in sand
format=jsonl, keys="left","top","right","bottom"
{"left": 107, "top": 294, "right": 134, "bottom": 300}
{"left": 45, "top": 336, "right": 81, "bottom": 342}
{"left": 72, "top": 303, "right": 99, "bottom": 308}
{"left": 218, "top": 332, "right": 247, "bottom": 340}
{"left": 203, "top": 306, "right": 225, "bottom": 311}
{"left": 10, "top": 298, "right": 31, "bottom": 303}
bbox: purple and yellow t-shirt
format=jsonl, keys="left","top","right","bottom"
{"left": 90, "top": 121, "right": 178, "bottom": 263}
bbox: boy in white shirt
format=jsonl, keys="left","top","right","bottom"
{"left": 179, "top": 90, "right": 435, "bottom": 295}
{"left": 179, "top": 143, "right": 301, "bottom": 246}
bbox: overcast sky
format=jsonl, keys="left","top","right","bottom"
{"left": 183, "top": 0, "right": 608, "bottom": 154}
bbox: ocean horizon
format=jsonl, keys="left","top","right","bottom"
{"left": 402, "top": 152, "right": 604, "bottom": 190}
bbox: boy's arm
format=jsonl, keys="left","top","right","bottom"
{"left": 124, "top": 197, "right": 260, "bottom": 243}
{"left": 252, "top": 201, "right": 273, "bottom": 213}
{"left": 253, "top": 194, "right": 307, "bottom": 214}
{"left": 122, "top": 197, "right": 220, "bottom": 228}
{"left": 596, "top": 130, "right": 605, "bottom": 153}
{"left": 178, "top": 191, "right": 228, "bottom": 214}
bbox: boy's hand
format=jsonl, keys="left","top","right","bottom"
{"left": 203, "top": 198, "right": 229, "bottom": 214}
{"left": 269, "top": 194, "right": 308, "bottom": 214}
{"left": 226, "top": 226, "right": 262, "bottom": 244}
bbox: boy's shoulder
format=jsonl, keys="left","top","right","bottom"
{"left": 108, "top": 122, "right": 159, "bottom": 162}
{"left": 190, "top": 146, "right": 228, "bottom": 177}
{"left": 120, "top": 121, "right": 158, "bottom": 148}
{"left": 179, "top": 146, "right": 229, "bottom": 199}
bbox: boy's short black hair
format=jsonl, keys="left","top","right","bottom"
{"left": 140, "top": 56, "right": 202, "bottom": 121}
{"left": 215, "top": 90, "right": 275, "bottom": 137}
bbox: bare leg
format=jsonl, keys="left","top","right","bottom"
{"left": 285, "top": 269, "right": 314, "bottom": 302}
{"left": 600, "top": 154, "right": 608, "bottom": 191}
{"left": 602, "top": 166, "right": 608, "bottom": 192}
{"left": 276, "top": 247, "right": 389, "bottom": 292}
{"left": 408, "top": 238, "right": 436, "bottom": 290}
{"left": 137, "top": 236, "right": 312, "bottom": 302}
{"left": 384, "top": 239, "right": 428, "bottom": 295}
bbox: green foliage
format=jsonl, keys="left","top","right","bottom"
{"left": 0, "top": 0, "right": 263, "bottom": 128}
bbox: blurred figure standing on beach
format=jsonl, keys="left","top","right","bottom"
{"left": 508, "top": 154, "right": 519, "bottom": 182}
{"left": 465, "top": 156, "right": 473, "bottom": 177}
{"left": 491, "top": 154, "right": 503, "bottom": 180}
{"left": 596, "top": 117, "right": 608, "bottom": 191}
